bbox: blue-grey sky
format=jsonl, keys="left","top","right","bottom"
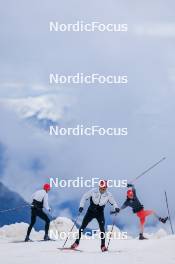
{"left": 0, "top": 0, "right": 175, "bottom": 232}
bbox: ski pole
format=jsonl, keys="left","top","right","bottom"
{"left": 49, "top": 213, "right": 59, "bottom": 237}
{"left": 107, "top": 214, "right": 117, "bottom": 250}
{"left": 130, "top": 157, "right": 166, "bottom": 184}
{"left": 48, "top": 208, "right": 57, "bottom": 221}
{"left": 164, "top": 191, "right": 174, "bottom": 234}
{"left": 0, "top": 204, "right": 30, "bottom": 213}
{"left": 62, "top": 212, "right": 81, "bottom": 248}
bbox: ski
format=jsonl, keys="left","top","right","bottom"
{"left": 11, "top": 239, "right": 56, "bottom": 243}
{"left": 37, "top": 239, "right": 56, "bottom": 242}
{"left": 57, "top": 247, "right": 83, "bottom": 252}
{"left": 11, "top": 240, "right": 34, "bottom": 243}
{"left": 57, "top": 248, "right": 122, "bottom": 253}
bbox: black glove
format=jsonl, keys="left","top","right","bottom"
{"left": 79, "top": 207, "right": 83, "bottom": 213}
{"left": 127, "top": 183, "right": 133, "bottom": 188}
{"left": 110, "top": 208, "right": 120, "bottom": 215}
{"left": 115, "top": 208, "right": 120, "bottom": 213}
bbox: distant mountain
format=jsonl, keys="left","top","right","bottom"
{"left": 0, "top": 182, "right": 43, "bottom": 230}
{"left": 26, "top": 112, "right": 58, "bottom": 130}
{"left": 0, "top": 95, "right": 74, "bottom": 132}
{"left": 0, "top": 94, "right": 71, "bottom": 123}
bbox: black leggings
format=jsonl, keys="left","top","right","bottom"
{"left": 27, "top": 207, "right": 50, "bottom": 236}
{"left": 76, "top": 209, "right": 105, "bottom": 246}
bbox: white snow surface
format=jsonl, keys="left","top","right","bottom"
{"left": 0, "top": 217, "right": 175, "bottom": 264}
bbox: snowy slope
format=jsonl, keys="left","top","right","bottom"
{"left": 0, "top": 218, "right": 175, "bottom": 264}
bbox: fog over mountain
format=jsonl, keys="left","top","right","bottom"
{"left": 0, "top": 0, "right": 175, "bottom": 233}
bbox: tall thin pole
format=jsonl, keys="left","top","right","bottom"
{"left": 164, "top": 191, "right": 174, "bottom": 235}
{"left": 130, "top": 157, "right": 166, "bottom": 183}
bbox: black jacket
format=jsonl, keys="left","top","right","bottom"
{"left": 121, "top": 186, "right": 144, "bottom": 213}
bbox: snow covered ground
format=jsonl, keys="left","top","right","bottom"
{"left": 0, "top": 218, "right": 175, "bottom": 264}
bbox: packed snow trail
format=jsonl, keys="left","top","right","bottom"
{"left": 0, "top": 220, "right": 175, "bottom": 264}
{"left": 0, "top": 235, "right": 175, "bottom": 264}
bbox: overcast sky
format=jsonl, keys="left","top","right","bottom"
{"left": 0, "top": 0, "right": 175, "bottom": 232}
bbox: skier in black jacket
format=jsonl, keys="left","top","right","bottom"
{"left": 120, "top": 184, "right": 168, "bottom": 240}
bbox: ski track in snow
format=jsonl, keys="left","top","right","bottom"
{"left": 0, "top": 220, "right": 175, "bottom": 264}
{"left": 0, "top": 237, "right": 175, "bottom": 264}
